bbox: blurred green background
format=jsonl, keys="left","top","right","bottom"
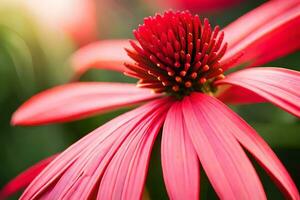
{"left": 0, "top": 0, "right": 299, "bottom": 199}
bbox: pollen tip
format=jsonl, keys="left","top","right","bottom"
{"left": 200, "top": 77, "right": 207, "bottom": 84}
{"left": 175, "top": 76, "right": 182, "bottom": 83}
{"left": 180, "top": 71, "right": 187, "bottom": 77}
{"left": 174, "top": 62, "right": 181, "bottom": 68}
{"left": 216, "top": 74, "right": 225, "bottom": 80}
{"left": 203, "top": 65, "right": 210, "bottom": 71}
{"left": 172, "top": 85, "right": 179, "bottom": 92}
{"left": 185, "top": 63, "right": 191, "bottom": 69}
{"left": 190, "top": 72, "right": 197, "bottom": 79}
{"left": 185, "top": 81, "right": 192, "bottom": 88}
{"left": 168, "top": 71, "right": 175, "bottom": 76}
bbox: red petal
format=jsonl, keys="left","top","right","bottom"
{"left": 193, "top": 93, "right": 299, "bottom": 199}
{"left": 19, "top": 98, "right": 172, "bottom": 199}
{"left": 161, "top": 102, "right": 200, "bottom": 199}
{"left": 222, "top": 1, "right": 300, "bottom": 70}
{"left": 71, "top": 40, "right": 132, "bottom": 77}
{"left": 12, "top": 82, "right": 161, "bottom": 126}
{"left": 216, "top": 67, "right": 300, "bottom": 117}
{"left": 0, "top": 155, "right": 57, "bottom": 199}
{"left": 157, "top": 0, "right": 242, "bottom": 12}
{"left": 182, "top": 93, "right": 266, "bottom": 199}
{"left": 216, "top": 85, "right": 266, "bottom": 104}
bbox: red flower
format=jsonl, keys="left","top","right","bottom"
{"left": 151, "top": 0, "right": 242, "bottom": 12}
{"left": 24, "top": 0, "right": 98, "bottom": 46}
{"left": 2, "top": 1, "right": 300, "bottom": 199}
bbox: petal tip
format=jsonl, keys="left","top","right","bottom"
{"left": 11, "top": 112, "right": 21, "bottom": 126}
{"left": 10, "top": 110, "right": 41, "bottom": 126}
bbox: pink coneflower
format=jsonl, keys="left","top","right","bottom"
{"left": 24, "top": 0, "right": 97, "bottom": 46}
{"left": 2, "top": 1, "right": 300, "bottom": 199}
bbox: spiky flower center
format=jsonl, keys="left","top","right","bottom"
{"left": 125, "top": 11, "right": 227, "bottom": 97}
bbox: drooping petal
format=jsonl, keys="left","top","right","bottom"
{"left": 216, "top": 85, "right": 266, "bottom": 104}
{"left": 182, "top": 93, "right": 266, "bottom": 199}
{"left": 161, "top": 102, "right": 199, "bottom": 199}
{"left": 0, "top": 155, "right": 57, "bottom": 199}
{"left": 71, "top": 40, "right": 132, "bottom": 77}
{"left": 222, "top": 1, "right": 300, "bottom": 70}
{"left": 97, "top": 101, "right": 171, "bottom": 199}
{"left": 223, "top": 0, "right": 299, "bottom": 48}
{"left": 12, "top": 82, "right": 161, "bottom": 126}
{"left": 191, "top": 93, "right": 299, "bottom": 199}
{"left": 216, "top": 67, "right": 300, "bottom": 117}
{"left": 20, "top": 97, "right": 172, "bottom": 200}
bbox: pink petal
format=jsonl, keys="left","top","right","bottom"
{"left": 25, "top": 0, "right": 97, "bottom": 46}
{"left": 0, "top": 155, "right": 57, "bottom": 199}
{"left": 223, "top": 0, "right": 299, "bottom": 48}
{"left": 98, "top": 100, "right": 172, "bottom": 199}
{"left": 222, "top": 1, "right": 300, "bottom": 70}
{"left": 71, "top": 40, "right": 132, "bottom": 77}
{"left": 216, "top": 67, "right": 300, "bottom": 117}
{"left": 161, "top": 102, "right": 199, "bottom": 199}
{"left": 182, "top": 93, "right": 266, "bottom": 199}
{"left": 216, "top": 85, "right": 266, "bottom": 104}
{"left": 12, "top": 82, "right": 161, "bottom": 126}
{"left": 193, "top": 93, "right": 299, "bottom": 199}
{"left": 20, "top": 97, "right": 172, "bottom": 200}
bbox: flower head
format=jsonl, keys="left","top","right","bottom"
{"left": 2, "top": 1, "right": 300, "bottom": 199}
{"left": 125, "top": 11, "right": 226, "bottom": 96}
